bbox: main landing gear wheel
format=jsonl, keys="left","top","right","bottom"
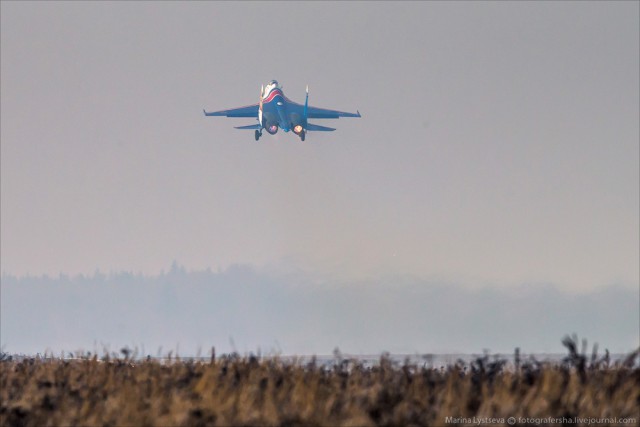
{"left": 300, "top": 131, "right": 306, "bottom": 141}
{"left": 255, "top": 130, "right": 261, "bottom": 141}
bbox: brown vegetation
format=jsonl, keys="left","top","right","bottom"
{"left": 1, "top": 337, "right": 638, "bottom": 427}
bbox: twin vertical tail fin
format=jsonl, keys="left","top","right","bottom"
{"left": 260, "top": 84, "right": 264, "bottom": 101}
{"left": 258, "top": 84, "right": 264, "bottom": 126}
{"left": 302, "top": 86, "right": 336, "bottom": 131}
{"left": 303, "top": 85, "right": 309, "bottom": 127}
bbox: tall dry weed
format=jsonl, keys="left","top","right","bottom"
{"left": 1, "top": 338, "right": 638, "bottom": 426}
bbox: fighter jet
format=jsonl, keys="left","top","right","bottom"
{"left": 203, "top": 80, "right": 361, "bottom": 141}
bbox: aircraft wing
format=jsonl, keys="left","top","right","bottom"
{"left": 306, "top": 106, "right": 361, "bottom": 119}
{"left": 203, "top": 104, "right": 259, "bottom": 118}
{"left": 286, "top": 100, "right": 360, "bottom": 119}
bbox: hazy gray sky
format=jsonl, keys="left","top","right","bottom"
{"left": 2, "top": 2, "right": 638, "bottom": 291}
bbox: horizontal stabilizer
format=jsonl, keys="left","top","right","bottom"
{"left": 306, "top": 123, "right": 336, "bottom": 132}
{"left": 234, "top": 124, "right": 262, "bottom": 130}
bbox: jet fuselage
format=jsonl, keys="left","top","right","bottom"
{"left": 203, "top": 80, "right": 360, "bottom": 141}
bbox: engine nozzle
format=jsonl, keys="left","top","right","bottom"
{"left": 266, "top": 124, "right": 279, "bottom": 135}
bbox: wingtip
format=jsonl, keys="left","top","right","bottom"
{"left": 357, "top": 110, "right": 361, "bottom": 117}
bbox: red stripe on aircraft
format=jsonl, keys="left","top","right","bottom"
{"left": 262, "top": 89, "right": 284, "bottom": 103}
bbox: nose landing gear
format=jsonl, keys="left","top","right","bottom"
{"left": 255, "top": 130, "right": 262, "bottom": 141}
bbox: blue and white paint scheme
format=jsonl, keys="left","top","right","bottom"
{"left": 203, "top": 80, "right": 361, "bottom": 141}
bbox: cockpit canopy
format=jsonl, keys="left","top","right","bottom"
{"left": 265, "top": 80, "right": 280, "bottom": 92}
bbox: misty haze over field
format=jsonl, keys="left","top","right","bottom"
{"left": 2, "top": 264, "right": 637, "bottom": 356}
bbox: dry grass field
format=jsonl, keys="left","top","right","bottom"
{"left": 1, "top": 337, "right": 638, "bottom": 427}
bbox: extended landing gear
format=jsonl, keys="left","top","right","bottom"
{"left": 255, "top": 130, "right": 262, "bottom": 141}
{"left": 300, "top": 131, "right": 306, "bottom": 141}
